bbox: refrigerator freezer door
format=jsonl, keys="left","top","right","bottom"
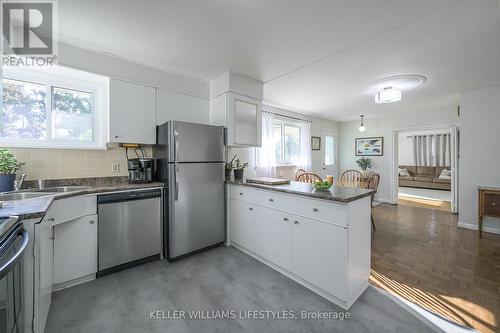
{"left": 167, "top": 162, "right": 225, "bottom": 259}
{"left": 168, "top": 121, "right": 224, "bottom": 163}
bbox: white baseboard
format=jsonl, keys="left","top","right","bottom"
{"left": 374, "top": 198, "right": 391, "bottom": 204}
{"left": 458, "top": 221, "right": 500, "bottom": 235}
{"left": 53, "top": 273, "right": 95, "bottom": 292}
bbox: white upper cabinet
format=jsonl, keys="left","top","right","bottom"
{"left": 209, "top": 71, "right": 263, "bottom": 147}
{"left": 156, "top": 88, "right": 209, "bottom": 125}
{"left": 109, "top": 78, "right": 156, "bottom": 144}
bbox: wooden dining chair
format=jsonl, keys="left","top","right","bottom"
{"left": 297, "top": 172, "right": 322, "bottom": 184}
{"left": 340, "top": 170, "right": 363, "bottom": 187}
{"left": 365, "top": 173, "right": 380, "bottom": 231}
{"left": 294, "top": 168, "right": 306, "bottom": 181}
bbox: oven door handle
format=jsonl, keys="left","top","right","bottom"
{"left": 0, "top": 228, "right": 29, "bottom": 280}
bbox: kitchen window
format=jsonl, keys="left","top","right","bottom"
{"left": 1, "top": 66, "right": 108, "bottom": 149}
{"left": 274, "top": 121, "right": 300, "bottom": 165}
{"left": 324, "top": 135, "right": 335, "bottom": 165}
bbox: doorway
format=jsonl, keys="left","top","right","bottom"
{"left": 320, "top": 129, "right": 338, "bottom": 180}
{"left": 390, "top": 125, "right": 459, "bottom": 213}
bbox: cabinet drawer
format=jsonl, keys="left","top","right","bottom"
{"left": 484, "top": 193, "right": 500, "bottom": 216}
{"left": 228, "top": 185, "right": 262, "bottom": 203}
{"left": 44, "top": 195, "right": 97, "bottom": 225}
{"left": 229, "top": 185, "right": 348, "bottom": 227}
{"left": 289, "top": 197, "right": 347, "bottom": 227}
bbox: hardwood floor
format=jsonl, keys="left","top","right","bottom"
{"left": 398, "top": 196, "right": 452, "bottom": 212}
{"left": 370, "top": 203, "right": 500, "bottom": 333}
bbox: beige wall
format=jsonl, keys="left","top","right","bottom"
{"left": 6, "top": 145, "right": 152, "bottom": 181}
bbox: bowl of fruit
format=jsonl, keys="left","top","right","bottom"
{"left": 313, "top": 180, "right": 332, "bottom": 191}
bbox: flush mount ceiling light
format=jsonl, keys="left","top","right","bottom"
{"left": 364, "top": 75, "right": 427, "bottom": 104}
{"left": 375, "top": 87, "right": 402, "bottom": 104}
{"left": 358, "top": 115, "right": 366, "bottom": 132}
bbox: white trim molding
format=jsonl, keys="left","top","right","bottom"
{"left": 390, "top": 123, "right": 459, "bottom": 212}
{"left": 2, "top": 66, "right": 109, "bottom": 149}
{"left": 458, "top": 220, "right": 500, "bottom": 235}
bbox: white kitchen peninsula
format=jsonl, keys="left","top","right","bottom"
{"left": 226, "top": 180, "right": 374, "bottom": 310}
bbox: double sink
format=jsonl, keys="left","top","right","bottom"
{"left": 0, "top": 186, "right": 92, "bottom": 203}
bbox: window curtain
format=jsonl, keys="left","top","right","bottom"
{"left": 298, "top": 120, "right": 312, "bottom": 171}
{"left": 412, "top": 134, "right": 451, "bottom": 167}
{"left": 256, "top": 111, "right": 276, "bottom": 177}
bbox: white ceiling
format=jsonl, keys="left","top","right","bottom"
{"left": 58, "top": 0, "right": 500, "bottom": 121}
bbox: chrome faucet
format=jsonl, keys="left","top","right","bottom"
{"left": 37, "top": 179, "right": 47, "bottom": 189}
{"left": 13, "top": 174, "right": 26, "bottom": 191}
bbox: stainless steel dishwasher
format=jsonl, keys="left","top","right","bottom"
{"left": 97, "top": 188, "right": 162, "bottom": 277}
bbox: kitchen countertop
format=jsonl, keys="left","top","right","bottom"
{"left": 0, "top": 181, "right": 165, "bottom": 221}
{"left": 226, "top": 179, "right": 374, "bottom": 203}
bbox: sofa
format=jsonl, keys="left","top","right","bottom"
{"left": 398, "top": 165, "right": 451, "bottom": 191}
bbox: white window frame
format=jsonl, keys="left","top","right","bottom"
{"left": 1, "top": 66, "right": 109, "bottom": 149}
{"left": 274, "top": 119, "right": 301, "bottom": 166}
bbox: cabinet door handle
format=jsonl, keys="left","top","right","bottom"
{"left": 293, "top": 221, "right": 299, "bottom": 225}
{"left": 114, "top": 135, "right": 119, "bottom": 139}
{"left": 248, "top": 207, "right": 253, "bottom": 211}
{"left": 47, "top": 217, "right": 55, "bottom": 222}
{"left": 283, "top": 218, "right": 289, "bottom": 222}
{"left": 269, "top": 198, "right": 274, "bottom": 202}
{"left": 239, "top": 192, "right": 243, "bottom": 196}
{"left": 89, "top": 220, "right": 95, "bottom": 224}
{"left": 313, "top": 208, "right": 319, "bottom": 213}
{"left": 492, "top": 203, "right": 497, "bottom": 206}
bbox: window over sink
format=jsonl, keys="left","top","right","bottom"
{"left": 1, "top": 66, "right": 109, "bottom": 149}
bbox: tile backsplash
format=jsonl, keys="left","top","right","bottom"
{"left": 6, "top": 145, "right": 152, "bottom": 181}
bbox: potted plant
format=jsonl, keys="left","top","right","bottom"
{"left": 0, "top": 149, "right": 25, "bottom": 192}
{"left": 225, "top": 152, "right": 237, "bottom": 180}
{"left": 355, "top": 157, "right": 372, "bottom": 176}
{"left": 233, "top": 159, "right": 248, "bottom": 180}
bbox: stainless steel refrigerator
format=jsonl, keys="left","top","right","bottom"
{"left": 153, "top": 121, "right": 225, "bottom": 261}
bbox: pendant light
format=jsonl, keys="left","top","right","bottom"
{"left": 358, "top": 115, "right": 366, "bottom": 132}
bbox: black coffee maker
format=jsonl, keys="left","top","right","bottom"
{"left": 125, "top": 147, "right": 153, "bottom": 183}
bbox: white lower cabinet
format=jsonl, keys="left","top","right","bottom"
{"left": 33, "top": 195, "right": 97, "bottom": 333}
{"left": 228, "top": 198, "right": 256, "bottom": 252}
{"left": 229, "top": 197, "right": 347, "bottom": 300}
{"left": 292, "top": 216, "right": 347, "bottom": 300}
{"left": 255, "top": 208, "right": 292, "bottom": 271}
{"left": 228, "top": 184, "right": 371, "bottom": 309}
{"left": 34, "top": 221, "right": 53, "bottom": 333}
{"left": 54, "top": 214, "right": 98, "bottom": 286}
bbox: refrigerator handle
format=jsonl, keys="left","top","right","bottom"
{"left": 174, "top": 124, "right": 179, "bottom": 162}
{"left": 174, "top": 164, "right": 179, "bottom": 201}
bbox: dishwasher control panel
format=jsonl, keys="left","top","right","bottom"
{"left": 98, "top": 188, "right": 162, "bottom": 204}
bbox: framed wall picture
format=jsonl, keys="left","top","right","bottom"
{"left": 311, "top": 136, "right": 321, "bottom": 150}
{"left": 355, "top": 137, "right": 384, "bottom": 156}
